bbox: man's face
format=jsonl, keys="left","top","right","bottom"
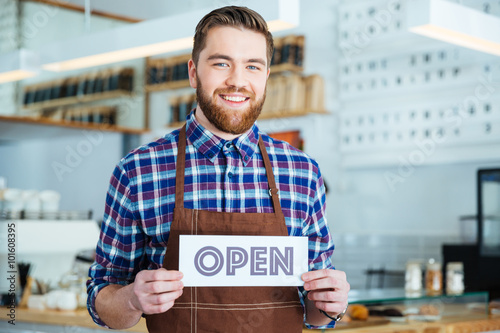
{"left": 188, "top": 26, "right": 270, "bottom": 135}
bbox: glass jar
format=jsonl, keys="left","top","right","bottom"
{"left": 405, "top": 260, "right": 422, "bottom": 294}
{"left": 425, "top": 259, "right": 442, "bottom": 295}
{"left": 446, "top": 262, "right": 464, "bottom": 295}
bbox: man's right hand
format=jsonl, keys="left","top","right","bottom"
{"left": 95, "top": 269, "right": 184, "bottom": 329}
{"left": 130, "top": 269, "right": 184, "bottom": 315}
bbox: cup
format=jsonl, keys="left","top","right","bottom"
{"left": 39, "top": 190, "right": 61, "bottom": 213}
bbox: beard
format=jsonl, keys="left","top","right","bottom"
{"left": 196, "top": 77, "right": 266, "bottom": 135}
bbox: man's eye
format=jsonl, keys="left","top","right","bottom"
{"left": 214, "top": 63, "right": 228, "bottom": 67}
{"left": 248, "top": 65, "right": 259, "bottom": 70}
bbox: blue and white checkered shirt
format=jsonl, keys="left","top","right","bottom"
{"left": 87, "top": 111, "right": 335, "bottom": 329}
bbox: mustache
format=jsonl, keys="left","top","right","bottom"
{"left": 214, "top": 87, "right": 255, "bottom": 99}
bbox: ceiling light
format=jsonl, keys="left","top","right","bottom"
{"left": 40, "top": 0, "right": 299, "bottom": 72}
{"left": 0, "top": 49, "right": 39, "bottom": 84}
{"left": 407, "top": 0, "right": 500, "bottom": 57}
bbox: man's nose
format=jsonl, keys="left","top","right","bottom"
{"left": 225, "top": 66, "right": 248, "bottom": 88}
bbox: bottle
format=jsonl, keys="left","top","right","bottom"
{"left": 425, "top": 259, "right": 442, "bottom": 295}
{"left": 446, "top": 262, "right": 464, "bottom": 295}
{"left": 405, "top": 260, "right": 422, "bottom": 295}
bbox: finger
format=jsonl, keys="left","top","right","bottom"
{"left": 314, "top": 300, "right": 346, "bottom": 314}
{"left": 302, "top": 269, "right": 344, "bottom": 282}
{"left": 138, "top": 289, "right": 184, "bottom": 314}
{"left": 307, "top": 290, "right": 341, "bottom": 303}
{"left": 303, "top": 276, "right": 347, "bottom": 292}
{"left": 142, "top": 299, "right": 177, "bottom": 315}
{"left": 141, "top": 280, "right": 184, "bottom": 294}
{"left": 144, "top": 288, "right": 184, "bottom": 306}
{"left": 138, "top": 269, "right": 184, "bottom": 283}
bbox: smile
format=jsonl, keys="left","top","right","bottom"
{"left": 220, "top": 95, "right": 249, "bottom": 102}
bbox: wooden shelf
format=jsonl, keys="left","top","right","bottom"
{"left": 0, "top": 115, "right": 148, "bottom": 135}
{"left": 167, "top": 121, "right": 185, "bottom": 128}
{"left": 270, "top": 63, "right": 303, "bottom": 74}
{"left": 166, "top": 110, "right": 328, "bottom": 128}
{"left": 145, "top": 80, "right": 191, "bottom": 92}
{"left": 23, "top": 90, "right": 133, "bottom": 110}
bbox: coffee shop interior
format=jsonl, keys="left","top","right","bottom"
{"left": 0, "top": 0, "right": 500, "bottom": 332}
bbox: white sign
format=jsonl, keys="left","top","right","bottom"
{"left": 179, "top": 235, "right": 308, "bottom": 287}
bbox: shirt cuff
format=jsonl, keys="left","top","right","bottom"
{"left": 304, "top": 320, "right": 336, "bottom": 330}
{"left": 86, "top": 282, "right": 111, "bottom": 328}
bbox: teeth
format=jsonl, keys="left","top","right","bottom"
{"left": 222, "top": 95, "right": 247, "bottom": 102}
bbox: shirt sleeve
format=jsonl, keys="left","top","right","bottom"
{"left": 300, "top": 171, "right": 336, "bottom": 329}
{"left": 86, "top": 159, "right": 145, "bottom": 327}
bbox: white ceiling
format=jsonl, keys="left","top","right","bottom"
{"left": 61, "top": 0, "right": 213, "bottom": 20}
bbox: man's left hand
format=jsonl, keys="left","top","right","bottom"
{"left": 302, "top": 269, "right": 350, "bottom": 318}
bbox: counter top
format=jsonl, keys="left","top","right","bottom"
{"left": 9, "top": 308, "right": 148, "bottom": 332}
{"left": 5, "top": 307, "right": 500, "bottom": 333}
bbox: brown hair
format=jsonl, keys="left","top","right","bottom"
{"left": 192, "top": 6, "right": 274, "bottom": 67}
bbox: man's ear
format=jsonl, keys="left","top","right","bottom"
{"left": 188, "top": 59, "right": 197, "bottom": 88}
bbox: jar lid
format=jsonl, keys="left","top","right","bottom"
{"left": 447, "top": 262, "right": 463, "bottom": 270}
{"left": 427, "top": 261, "right": 441, "bottom": 270}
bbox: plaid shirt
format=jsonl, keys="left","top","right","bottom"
{"left": 87, "top": 111, "right": 335, "bottom": 329}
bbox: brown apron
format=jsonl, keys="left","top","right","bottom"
{"left": 146, "top": 125, "right": 303, "bottom": 333}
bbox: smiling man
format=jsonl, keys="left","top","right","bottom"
{"left": 192, "top": 26, "right": 269, "bottom": 139}
{"left": 87, "top": 6, "right": 349, "bottom": 333}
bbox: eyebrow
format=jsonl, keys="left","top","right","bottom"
{"left": 207, "top": 53, "right": 266, "bottom": 67}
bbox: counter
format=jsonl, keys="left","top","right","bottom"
{"left": 2, "top": 308, "right": 147, "bottom": 332}
{"left": 3, "top": 288, "right": 499, "bottom": 333}
{"left": 3, "top": 308, "right": 500, "bottom": 333}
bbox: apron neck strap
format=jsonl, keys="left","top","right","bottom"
{"left": 257, "top": 135, "right": 282, "bottom": 214}
{"left": 175, "top": 124, "right": 187, "bottom": 209}
{"left": 175, "top": 125, "right": 283, "bottom": 215}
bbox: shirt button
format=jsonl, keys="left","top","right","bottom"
{"left": 228, "top": 172, "right": 233, "bottom": 178}
{"left": 208, "top": 152, "right": 214, "bottom": 158}
{"left": 225, "top": 142, "right": 232, "bottom": 148}
{"left": 244, "top": 155, "right": 249, "bottom": 161}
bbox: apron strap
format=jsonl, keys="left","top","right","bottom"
{"left": 175, "top": 125, "right": 283, "bottom": 216}
{"left": 258, "top": 135, "right": 283, "bottom": 215}
{"left": 175, "top": 124, "right": 187, "bottom": 209}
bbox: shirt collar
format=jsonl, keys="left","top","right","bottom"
{"left": 185, "top": 110, "right": 259, "bottom": 166}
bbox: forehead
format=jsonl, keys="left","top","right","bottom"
{"left": 200, "top": 26, "right": 268, "bottom": 61}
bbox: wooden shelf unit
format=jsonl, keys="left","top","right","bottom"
{"left": 0, "top": 115, "right": 148, "bottom": 135}
{"left": 270, "top": 63, "right": 303, "bottom": 74}
{"left": 145, "top": 79, "right": 191, "bottom": 92}
{"left": 23, "top": 90, "right": 133, "bottom": 111}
